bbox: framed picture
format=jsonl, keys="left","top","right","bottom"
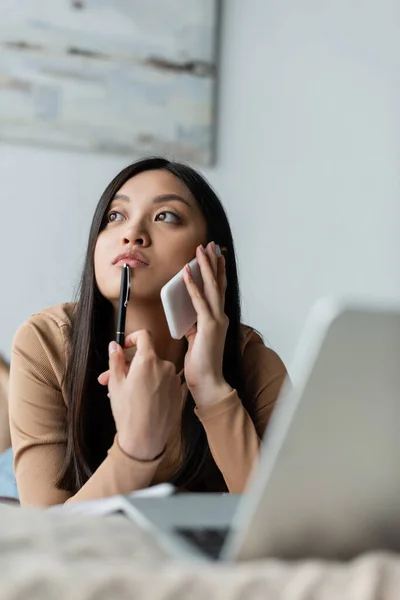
{"left": 0, "top": 0, "right": 219, "bottom": 165}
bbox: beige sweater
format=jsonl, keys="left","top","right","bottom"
{"left": 9, "top": 303, "right": 287, "bottom": 506}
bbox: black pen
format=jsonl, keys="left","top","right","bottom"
{"left": 116, "top": 263, "right": 131, "bottom": 346}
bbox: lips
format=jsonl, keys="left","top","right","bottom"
{"left": 115, "top": 258, "right": 148, "bottom": 268}
{"left": 112, "top": 250, "right": 149, "bottom": 266}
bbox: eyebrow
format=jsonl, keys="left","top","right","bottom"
{"left": 111, "top": 193, "right": 192, "bottom": 209}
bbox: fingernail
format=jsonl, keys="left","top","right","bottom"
{"left": 109, "top": 341, "right": 118, "bottom": 356}
{"left": 211, "top": 241, "right": 221, "bottom": 256}
{"left": 199, "top": 244, "right": 206, "bottom": 254}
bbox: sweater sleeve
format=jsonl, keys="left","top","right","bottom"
{"left": 9, "top": 315, "right": 163, "bottom": 507}
{"left": 195, "top": 328, "right": 287, "bottom": 493}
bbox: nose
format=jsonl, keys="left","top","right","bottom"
{"left": 121, "top": 219, "right": 150, "bottom": 247}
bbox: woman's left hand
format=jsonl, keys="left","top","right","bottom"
{"left": 182, "top": 242, "right": 233, "bottom": 407}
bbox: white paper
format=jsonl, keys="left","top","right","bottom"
{"left": 49, "top": 483, "right": 175, "bottom": 516}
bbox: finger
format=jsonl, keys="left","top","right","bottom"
{"left": 196, "top": 244, "right": 223, "bottom": 318}
{"left": 217, "top": 254, "right": 227, "bottom": 300}
{"left": 98, "top": 356, "right": 131, "bottom": 386}
{"left": 184, "top": 323, "right": 197, "bottom": 347}
{"left": 108, "top": 341, "right": 125, "bottom": 384}
{"left": 123, "top": 329, "right": 156, "bottom": 357}
{"left": 182, "top": 261, "right": 213, "bottom": 322}
{"left": 97, "top": 370, "right": 110, "bottom": 386}
{"left": 205, "top": 241, "right": 218, "bottom": 276}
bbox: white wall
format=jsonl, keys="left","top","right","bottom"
{"left": 1, "top": 0, "right": 400, "bottom": 366}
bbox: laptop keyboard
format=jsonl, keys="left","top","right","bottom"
{"left": 175, "top": 526, "right": 230, "bottom": 559}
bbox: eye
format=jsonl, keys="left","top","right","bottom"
{"left": 156, "top": 211, "right": 181, "bottom": 224}
{"left": 107, "top": 210, "right": 124, "bottom": 223}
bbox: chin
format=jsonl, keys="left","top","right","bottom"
{"left": 132, "top": 291, "right": 162, "bottom": 303}
{"left": 95, "top": 281, "right": 119, "bottom": 303}
{"left": 101, "top": 292, "right": 120, "bottom": 306}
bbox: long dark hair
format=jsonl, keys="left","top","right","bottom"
{"left": 58, "top": 157, "right": 245, "bottom": 493}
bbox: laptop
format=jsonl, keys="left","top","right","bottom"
{"left": 107, "top": 298, "right": 400, "bottom": 561}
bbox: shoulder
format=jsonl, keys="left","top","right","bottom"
{"left": 12, "top": 303, "right": 77, "bottom": 387}
{"left": 26, "top": 302, "right": 77, "bottom": 331}
{"left": 14, "top": 303, "right": 77, "bottom": 343}
{"left": 239, "top": 323, "right": 287, "bottom": 405}
{"left": 240, "top": 324, "right": 287, "bottom": 377}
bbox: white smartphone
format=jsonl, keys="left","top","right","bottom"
{"left": 160, "top": 245, "right": 221, "bottom": 339}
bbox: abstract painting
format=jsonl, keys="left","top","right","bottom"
{"left": 0, "top": 0, "right": 219, "bottom": 165}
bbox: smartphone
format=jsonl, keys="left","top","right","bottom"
{"left": 161, "top": 245, "right": 221, "bottom": 339}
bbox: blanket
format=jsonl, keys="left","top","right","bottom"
{"left": 1, "top": 505, "right": 399, "bottom": 599}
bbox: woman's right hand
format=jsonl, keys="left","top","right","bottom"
{"left": 105, "top": 330, "right": 182, "bottom": 461}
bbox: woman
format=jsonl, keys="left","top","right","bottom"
{"left": 8, "top": 157, "right": 287, "bottom": 506}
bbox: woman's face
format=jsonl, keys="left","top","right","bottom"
{"left": 94, "top": 169, "right": 207, "bottom": 305}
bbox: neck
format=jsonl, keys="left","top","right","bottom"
{"left": 114, "top": 298, "right": 186, "bottom": 373}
